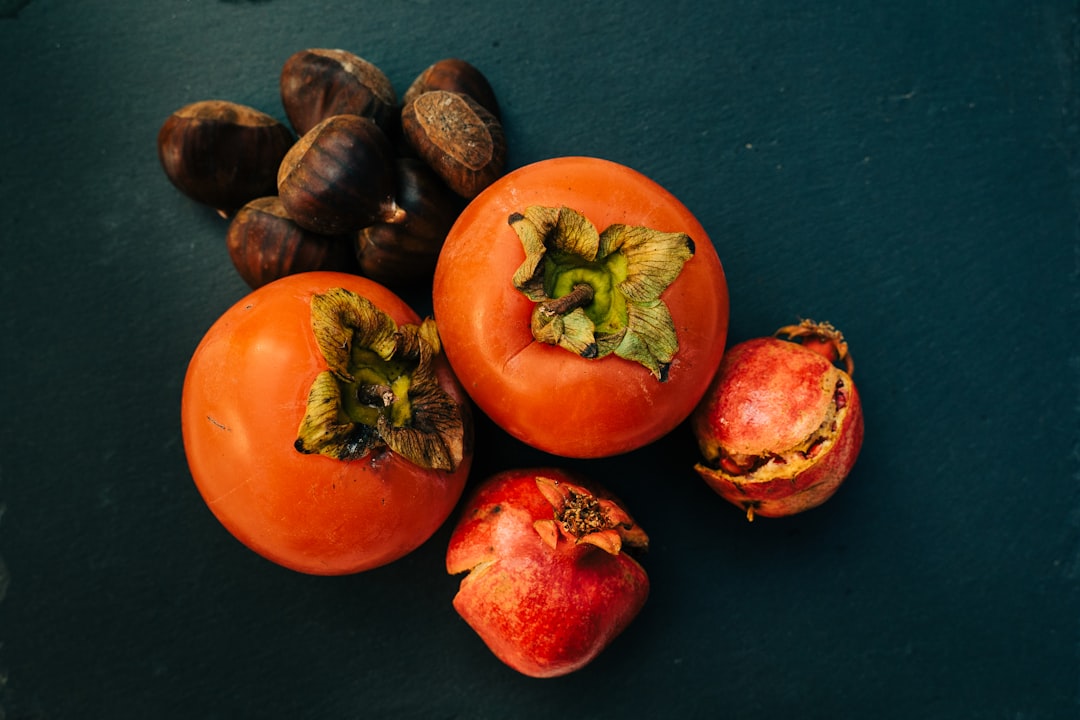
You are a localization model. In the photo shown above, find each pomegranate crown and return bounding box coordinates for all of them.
[775,319,854,375]
[532,476,649,555]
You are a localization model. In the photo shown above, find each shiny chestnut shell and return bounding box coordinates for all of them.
[277,114,398,236]
[279,48,398,136]
[401,91,506,199]
[356,158,464,287]
[403,58,500,119]
[157,100,294,215]
[226,196,359,289]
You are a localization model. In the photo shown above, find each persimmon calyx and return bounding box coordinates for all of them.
[294,287,466,472]
[509,205,694,380]
[532,476,649,555]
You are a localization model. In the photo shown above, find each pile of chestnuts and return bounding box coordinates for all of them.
[157,49,507,289]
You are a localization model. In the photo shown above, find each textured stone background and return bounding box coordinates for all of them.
[0,1,1076,717]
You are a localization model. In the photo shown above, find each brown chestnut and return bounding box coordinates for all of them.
[280,49,398,136]
[157,100,294,216]
[402,58,500,119]
[225,196,359,289]
[400,90,506,199]
[356,158,465,287]
[277,114,400,236]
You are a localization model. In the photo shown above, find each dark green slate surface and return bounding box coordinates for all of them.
[0,1,1076,717]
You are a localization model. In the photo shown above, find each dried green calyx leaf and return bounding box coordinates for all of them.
[509,205,694,380]
[294,287,465,471]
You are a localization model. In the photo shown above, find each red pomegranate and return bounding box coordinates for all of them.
[446,468,650,678]
[691,320,864,520]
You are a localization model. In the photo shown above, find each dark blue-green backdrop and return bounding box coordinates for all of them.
[1,1,1076,718]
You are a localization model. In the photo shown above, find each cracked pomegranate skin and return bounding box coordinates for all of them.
[691,335,864,519]
[446,469,649,678]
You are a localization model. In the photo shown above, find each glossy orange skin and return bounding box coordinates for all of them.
[181,271,472,575]
[432,156,729,458]
[446,468,649,678]
[692,337,864,518]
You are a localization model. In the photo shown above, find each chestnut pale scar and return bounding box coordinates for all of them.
[412,92,492,169]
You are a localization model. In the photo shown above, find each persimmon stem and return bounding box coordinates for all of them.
[538,283,594,317]
[357,383,395,408]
